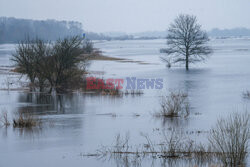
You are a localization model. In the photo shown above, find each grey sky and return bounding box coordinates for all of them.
[0,0,249,33]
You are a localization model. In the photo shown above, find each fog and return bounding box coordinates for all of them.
[1,0,250,33]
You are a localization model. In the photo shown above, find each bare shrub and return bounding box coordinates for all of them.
[95,133,133,163]
[82,39,94,54]
[209,112,250,166]
[113,133,130,153]
[0,110,10,126]
[155,91,190,118]
[86,112,250,166]
[90,131,219,167]
[13,112,41,128]
[141,133,155,153]
[161,130,185,158]
[243,91,250,99]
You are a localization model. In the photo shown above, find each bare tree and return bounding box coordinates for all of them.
[12,38,37,90]
[12,36,90,93]
[161,14,212,70]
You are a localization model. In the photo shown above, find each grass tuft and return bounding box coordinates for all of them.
[154,91,190,118]
[13,112,41,128]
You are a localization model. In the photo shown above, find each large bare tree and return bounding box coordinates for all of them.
[161,14,212,70]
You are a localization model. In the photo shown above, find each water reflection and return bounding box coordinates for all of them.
[1,126,9,138]
[17,92,87,115]
[13,126,43,139]
[157,117,189,128]
[1,39,250,167]
[93,154,223,167]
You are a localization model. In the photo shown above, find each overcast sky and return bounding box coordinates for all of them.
[0,0,250,33]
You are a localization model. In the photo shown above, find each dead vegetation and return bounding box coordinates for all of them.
[87,54,125,61]
[88,54,151,65]
[0,109,10,126]
[84,78,144,96]
[85,89,144,97]
[154,91,190,118]
[0,110,41,128]
[13,112,41,128]
[84,112,250,167]
[209,112,250,167]
[243,91,250,99]
[124,90,144,96]
[84,131,219,167]
[84,79,122,96]
[100,88,121,96]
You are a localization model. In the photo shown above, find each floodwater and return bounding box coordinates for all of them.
[1,38,250,167]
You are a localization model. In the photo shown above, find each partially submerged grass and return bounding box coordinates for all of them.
[124,90,144,96]
[154,91,190,118]
[84,78,144,96]
[101,88,121,96]
[13,112,41,128]
[84,112,250,167]
[86,131,219,167]
[0,110,42,128]
[84,77,122,96]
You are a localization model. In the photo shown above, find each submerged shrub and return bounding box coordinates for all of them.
[155,91,190,118]
[209,112,250,166]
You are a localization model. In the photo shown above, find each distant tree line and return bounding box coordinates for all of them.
[0,17,84,43]
[209,28,250,37]
[0,17,143,43]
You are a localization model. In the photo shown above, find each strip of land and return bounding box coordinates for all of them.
[88,54,155,65]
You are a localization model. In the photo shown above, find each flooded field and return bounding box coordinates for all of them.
[1,38,250,167]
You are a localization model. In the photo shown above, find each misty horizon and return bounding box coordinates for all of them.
[1,0,250,33]
[2,16,250,36]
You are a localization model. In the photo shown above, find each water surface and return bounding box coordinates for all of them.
[1,38,250,167]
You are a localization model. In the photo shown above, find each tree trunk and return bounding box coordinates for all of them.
[185,53,189,71]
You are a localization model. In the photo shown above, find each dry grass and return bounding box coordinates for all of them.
[87,54,150,65]
[87,54,125,61]
[85,111,250,167]
[124,90,144,96]
[86,131,219,165]
[1,110,41,128]
[154,91,190,118]
[84,77,122,96]
[13,112,41,128]
[101,88,121,96]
